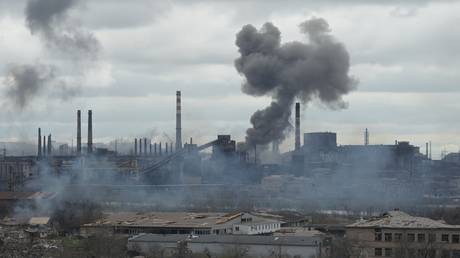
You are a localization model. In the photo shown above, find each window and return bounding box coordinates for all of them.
[375,248,383,256]
[453,250,460,258]
[453,234,460,244]
[241,217,252,223]
[375,229,382,241]
[235,226,239,231]
[384,248,392,257]
[394,233,402,241]
[407,233,415,242]
[442,234,450,242]
[385,233,392,242]
[441,250,451,258]
[418,233,426,242]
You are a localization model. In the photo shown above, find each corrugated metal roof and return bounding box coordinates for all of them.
[84,212,226,228]
[84,212,282,229]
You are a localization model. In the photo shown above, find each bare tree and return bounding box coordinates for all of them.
[221,243,250,258]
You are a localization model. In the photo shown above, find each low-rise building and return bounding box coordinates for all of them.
[127,233,324,258]
[346,210,460,258]
[81,212,282,237]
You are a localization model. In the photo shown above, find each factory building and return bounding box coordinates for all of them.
[211,135,236,160]
[304,132,337,153]
[127,233,325,258]
[294,130,422,175]
[0,158,36,191]
[81,212,282,236]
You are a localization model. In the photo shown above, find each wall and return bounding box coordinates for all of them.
[347,227,460,258]
[129,238,319,258]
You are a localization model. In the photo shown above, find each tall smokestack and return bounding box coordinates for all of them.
[429,141,432,160]
[159,142,162,155]
[47,134,52,155]
[43,136,46,156]
[134,138,138,156]
[139,138,142,155]
[38,128,42,157]
[365,128,369,146]
[77,110,81,154]
[176,91,182,151]
[426,142,429,158]
[87,110,93,154]
[144,138,147,156]
[295,102,300,151]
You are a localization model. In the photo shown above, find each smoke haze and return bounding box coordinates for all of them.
[3,63,79,110]
[26,0,100,59]
[235,18,357,146]
[2,0,101,111]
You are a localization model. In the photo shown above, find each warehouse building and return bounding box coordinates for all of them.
[127,233,325,258]
[81,212,282,236]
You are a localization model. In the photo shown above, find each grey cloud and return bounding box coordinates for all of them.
[80,0,170,29]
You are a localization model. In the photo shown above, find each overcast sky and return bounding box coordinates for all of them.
[0,0,459,158]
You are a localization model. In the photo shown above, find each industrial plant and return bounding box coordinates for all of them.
[1,89,460,257]
[0,0,458,257]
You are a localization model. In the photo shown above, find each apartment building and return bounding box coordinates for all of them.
[346,210,460,258]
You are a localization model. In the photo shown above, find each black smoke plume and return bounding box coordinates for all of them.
[2,0,101,110]
[26,0,100,59]
[3,64,78,110]
[235,18,357,146]
[4,64,53,110]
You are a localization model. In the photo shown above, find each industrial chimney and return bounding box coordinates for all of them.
[176,91,182,151]
[43,136,46,156]
[47,134,52,155]
[426,142,429,158]
[77,110,81,155]
[365,128,369,146]
[38,128,42,157]
[134,138,138,156]
[295,102,301,151]
[139,138,142,155]
[88,110,93,154]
